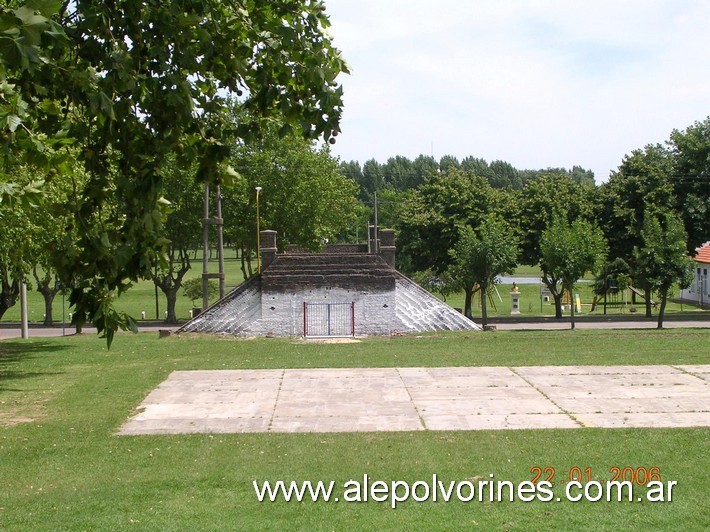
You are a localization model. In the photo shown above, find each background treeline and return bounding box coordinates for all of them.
[340,155,594,198]
[336,117,709,328]
[1,115,708,328]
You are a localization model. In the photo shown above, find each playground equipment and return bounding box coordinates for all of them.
[590,284,657,312]
[628,285,657,306]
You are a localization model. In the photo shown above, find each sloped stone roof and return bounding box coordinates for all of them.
[177,276,262,335]
[393,273,479,332]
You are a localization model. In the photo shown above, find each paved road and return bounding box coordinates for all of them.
[489,320,709,330]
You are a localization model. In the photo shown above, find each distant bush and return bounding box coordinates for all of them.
[182,278,218,306]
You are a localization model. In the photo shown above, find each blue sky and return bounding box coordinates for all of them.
[324,0,710,182]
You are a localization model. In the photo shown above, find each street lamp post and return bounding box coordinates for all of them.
[255,186,262,274]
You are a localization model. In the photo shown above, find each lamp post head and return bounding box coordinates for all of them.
[255,186,262,193]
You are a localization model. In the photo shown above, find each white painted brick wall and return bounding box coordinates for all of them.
[250,287,398,336]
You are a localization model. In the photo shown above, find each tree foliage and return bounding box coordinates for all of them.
[151,156,204,323]
[223,123,358,278]
[449,217,519,324]
[597,144,675,262]
[182,277,217,307]
[515,173,595,317]
[633,211,694,328]
[540,218,607,329]
[1,0,349,345]
[398,169,505,276]
[0,188,31,319]
[668,117,710,251]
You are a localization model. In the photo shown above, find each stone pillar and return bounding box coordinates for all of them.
[379,228,396,268]
[368,224,378,254]
[510,289,521,316]
[260,230,277,271]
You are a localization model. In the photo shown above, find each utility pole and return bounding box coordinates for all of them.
[255,186,262,273]
[154,261,159,319]
[20,279,28,339]
[373,190,379,253]
[202,183,226,310]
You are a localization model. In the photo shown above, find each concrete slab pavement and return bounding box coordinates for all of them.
[118,364,710,435]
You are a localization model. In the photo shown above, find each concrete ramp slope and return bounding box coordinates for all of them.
[394,273,481,332]
[177,276,262,335]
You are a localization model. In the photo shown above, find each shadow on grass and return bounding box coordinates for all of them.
[0,340,68,391]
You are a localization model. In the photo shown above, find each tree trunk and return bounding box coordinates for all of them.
[153,246,191,324]
[43,292,55,326]
[165,288,179,324]
[568,286,576,330]
[480,283,488,327]
[33,267,60,326]
[463,285,474,319]
[551,292,563,318]
[0,276,20,320]
[644,286,653,318]
[542,273,563,318]
[657,287,668,329]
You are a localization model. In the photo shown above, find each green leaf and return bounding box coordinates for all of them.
[14,6,49,46]
[6,114,21,132]
[26,0,65,18]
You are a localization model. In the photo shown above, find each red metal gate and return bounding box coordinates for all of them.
[303,302,355,337]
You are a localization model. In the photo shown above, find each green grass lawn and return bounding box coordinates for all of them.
[1,330,709,530]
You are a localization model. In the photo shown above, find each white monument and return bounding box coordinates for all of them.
[510,282,521,316]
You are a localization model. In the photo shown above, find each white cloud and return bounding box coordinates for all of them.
[325,0,710,182]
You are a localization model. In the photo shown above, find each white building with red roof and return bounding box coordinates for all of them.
[680,241,710,307]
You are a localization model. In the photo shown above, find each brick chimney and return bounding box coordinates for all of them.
[379,228,396,268]
[260,230,277,271]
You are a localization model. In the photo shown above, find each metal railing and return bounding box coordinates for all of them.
[303,302,355,337]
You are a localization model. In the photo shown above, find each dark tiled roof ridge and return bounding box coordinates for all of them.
[262,253,396,291]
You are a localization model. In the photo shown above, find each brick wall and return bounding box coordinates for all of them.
[250,287,398,336]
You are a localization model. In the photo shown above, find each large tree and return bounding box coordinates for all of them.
[0,162,61,320]
[150,157,204,324]
[1,0,349,345]
[27,165,87,325]
[668,117,710,251]
[361,159,385,194]
[382,156,415,190]
[598,145,675,259]
[0,201,30,319]
[223,124,358,278]
[597,144,676,316]
[398,168,505,276]
[633,211,694,329]
[449,217,519,324]
[540,218,607,329]
[517,173,596,318]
